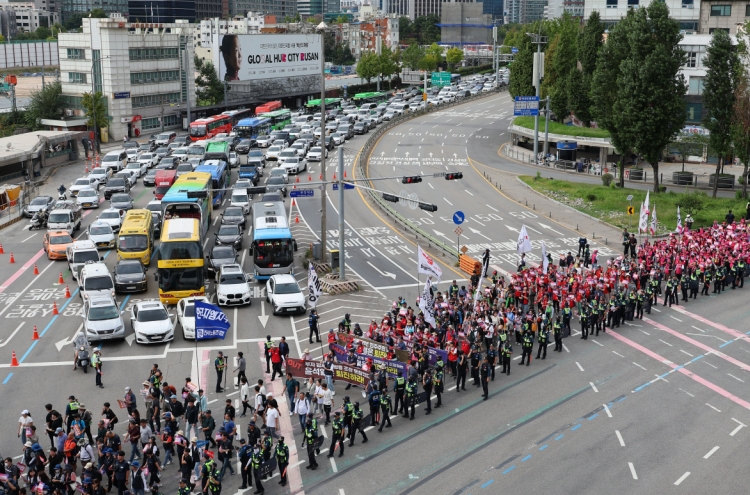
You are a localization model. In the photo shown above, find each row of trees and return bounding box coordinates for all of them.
[398,15,441,46]
[356,43,464,85]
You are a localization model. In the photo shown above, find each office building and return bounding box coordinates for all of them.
[55,17,196,139]
[699,0,746,34]
[544,0,583,18]
[60,0,128,23]
[298,0,323,15]
[228,0,297,18]
[0,3,59,32]
[482,0,503,19]
[440,2,493,44]
[583,0,699,31]
[505,0,546,23]
[127,0,196,23]
[7,0,58,15]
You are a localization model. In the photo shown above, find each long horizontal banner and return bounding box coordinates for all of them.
[330,344,408,380]
[336,332,448,367]
[285,357,370,387]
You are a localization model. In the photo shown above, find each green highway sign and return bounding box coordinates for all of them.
[431,72,451,87]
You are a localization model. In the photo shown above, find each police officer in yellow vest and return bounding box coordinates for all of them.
[275,437,289,487]
[263,336,273,374]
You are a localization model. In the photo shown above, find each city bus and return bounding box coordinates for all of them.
[304,98,343,114]
[156,218,205,304]
[259,109,292,131]
[255,101,282,114]
[195,160,229,207]
[117,209,155,266]
[235,117,272,139]
[221,108,254,127]
[204,141,230,162]
[189,114,232,141]
[160,172,212,237]
[352,92,388,106]
[249,200,296,279]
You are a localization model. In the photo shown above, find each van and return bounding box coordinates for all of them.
[154,132,177,146]
[47,201,83,234]
[390,103,410,115]
[230,188,251,214]
[357,108,376,121]
[67,240,101,281]
[79,262,115,300]
[117,209,155,266]
[101,151,128,172]
[154,170,177,199]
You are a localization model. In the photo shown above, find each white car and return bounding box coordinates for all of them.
[290,142,307,156]
[278,150,297,163]
[266,274,306,315]
[83,295,126,343]
[125,148,139,162]
[215,264,252,306]
[228,152,239,168]
[125,161,148,178]
[88,167,112,186]
[88,221,115,249]
[266,146,283,161]
[331,133,345,146]
[96,208,125,233]
[306,147,327,162]
[137,153,159,169]
[171,147,189,162]
[130,301,175,344]
[115,170,137,187]
[234,179,255,190]
[76,188,100,209]
[176,295,210,340]
[279,156,307,174]
[256,135,273,147]
[383,111,396,121]
[70,177,100,196]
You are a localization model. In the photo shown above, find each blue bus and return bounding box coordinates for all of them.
[195,160,229,207]
[249,200,296,279]
[235,117,272,139]
[160,172,213,238]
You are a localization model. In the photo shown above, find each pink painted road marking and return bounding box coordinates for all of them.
[608,329,750,411]
[669,306,750,343]
[644,317,750,372]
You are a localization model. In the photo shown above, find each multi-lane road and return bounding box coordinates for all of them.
[1,91,749,495]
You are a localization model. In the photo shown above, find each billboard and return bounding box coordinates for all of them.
[215,33,322,82]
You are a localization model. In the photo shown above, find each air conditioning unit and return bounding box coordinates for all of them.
[682,3,694,7]
[65,109,74,116]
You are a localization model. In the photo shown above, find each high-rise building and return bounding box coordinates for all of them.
[228,0,298,18]
[441,2,493,43]
[0,3,60,32]
[127,0,196,22]
[298,0,323,16]
[60,0,128,23]
[7,0,58,15]
[195,0,226,20]
[544,0,582,18]
[482,0,503,19]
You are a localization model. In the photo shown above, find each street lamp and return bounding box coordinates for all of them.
[317,21,329,263]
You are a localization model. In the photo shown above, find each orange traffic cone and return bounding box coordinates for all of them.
[31,326,39,340]
[10,351,18,366]
[291,199,296,207]
[33,264,39,275]
[344,171,347,178]
[52,302,59,315]
[9,253,14,263]
[64,286,71,298]
[295,215,300,224]
[319,173,322,180]
[59,272,64,284]
[295,176,300,183]
[308,175,312,181]
[333,173,337,180]
[0,243,5,254]
[85,163,89,174]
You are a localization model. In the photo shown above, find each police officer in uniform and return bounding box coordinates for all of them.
[308,310,320,344]
[263,336,273,374]
[635,290,645,319]
[737,258,746,288]
[536,325,548,359]
[553,318,563,352]
[501,341,513,374]
[238,439,251,490]
[519,331,533,366]
[178,478,191,495]
[275,437,289,487]
[702,269,712,296]
[456,351,468,392]
[250,446,263,494]
[480,356,490,400]
[486,344,497,381]
[470,346,481,387]
[200,452,216,493]
[393,372,406,416]
[304,420,318,471]
[342,396,354,436]
[378,391,392,431]
[405,377,417,419]
[348,403,368,445]
[367,383,380,426]
[328,412,345,456]
[580,305,589,340]
[689,271,699,299]
[206,459,222,495]
[422,369,433,415]
[113,451,129,495]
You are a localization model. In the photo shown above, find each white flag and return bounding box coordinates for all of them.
[649,204,657,235]
[419,278,436,327]
[542,240,549,274]
[517,224,532,255]
[638,201,648,234]
[644,190,650,215]
[307,264,322,308]
[417,245,442,282]
[676,205,682,234]
[474,249,490,302]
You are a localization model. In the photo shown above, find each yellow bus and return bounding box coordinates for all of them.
[156,218,204,304]
[117,209,155,266]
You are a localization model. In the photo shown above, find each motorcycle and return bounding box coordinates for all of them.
[77,347,90,373]
[29,211,47,230]
[58,192,67,201]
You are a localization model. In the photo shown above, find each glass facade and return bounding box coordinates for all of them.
[132,92,181,108]
[60,0,128,24]
[127,0,196,23]
[68,72,87,84]
[130,70,180,84]
[129,47,179,60]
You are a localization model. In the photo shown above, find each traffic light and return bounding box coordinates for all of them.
[418,202,438,212]
[382,193,399,203]
[402,176,423,184]
[444,172,463,180]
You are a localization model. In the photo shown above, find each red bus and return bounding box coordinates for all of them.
[189,114,232,141]
[255,100,282,114]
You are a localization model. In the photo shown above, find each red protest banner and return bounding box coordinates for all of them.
[286,358,369,387]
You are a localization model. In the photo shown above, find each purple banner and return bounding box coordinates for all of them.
[331,344,409,380]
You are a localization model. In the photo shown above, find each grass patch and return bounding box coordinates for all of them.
[520,175,745,233]
[513,117,611,139]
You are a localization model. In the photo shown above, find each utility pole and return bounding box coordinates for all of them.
[184,36,192,130]
[543,95,550,158]
[337,146,345,280]
[492,24,497,75]
[317,22,328,262]
[376,23,382,92]
[528,32,547,164]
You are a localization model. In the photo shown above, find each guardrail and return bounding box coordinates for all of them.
[357,86,509,260]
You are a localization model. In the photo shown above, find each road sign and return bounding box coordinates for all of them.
[453,211,465,225]
[431,71,451,88]
[514,96,540,116]
[454,226,463,236]
[290,189,314,198]
[512,47,519,54]
[332,183,355,190]
[627,206,635,215]
[460,246,468,254]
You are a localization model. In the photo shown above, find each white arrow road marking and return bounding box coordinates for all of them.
[366,262,396,279]
[468,227,491,240]
[537,222,564,236]
[525,225,543,235]
[258,301,269,328]
[505,225,519,233]
[56,323,84,351]
[433,230,451,240]
[125,333,136,346]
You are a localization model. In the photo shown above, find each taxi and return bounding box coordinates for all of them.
[43,230,74,260]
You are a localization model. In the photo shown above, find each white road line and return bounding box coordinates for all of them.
[612,351,624,357]
[691,326,706,333]
[615,430,625,447]
[653,308,661,312]
[592,340,603,347]
[464,190,474,196]
[704,446,720,459]
[730,418,747,436]
[213,216,220,225]
[680,388,695,397]
[655,374,668,383]
[589,382,599,393]
[674,472,691,486]
[728,373,745,383]
[680,350,694,357]
[639,330,650,335]
[669,315,683,322]
[429,183,434,189]
[706,403,722,413]
[603,404,612,418]
[703,361,718,369]
[562,344,570,353]
[330,457,338,473]
[632,362,647,371]
[21,233,36,242]
[575,362,584,372]
[628,462,638,480]
[339,489,345,495]
[444,198,453,205]
[487,204,498,211]
[659,339,673,347]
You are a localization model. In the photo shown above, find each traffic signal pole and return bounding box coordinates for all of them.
[337,146,345,280]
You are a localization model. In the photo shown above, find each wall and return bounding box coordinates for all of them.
[0,41,59,69]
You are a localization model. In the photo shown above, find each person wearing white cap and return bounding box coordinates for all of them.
[18,409,33,445]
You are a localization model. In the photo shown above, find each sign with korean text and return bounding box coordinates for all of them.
[285,357,369,387]
[514,96,540,116]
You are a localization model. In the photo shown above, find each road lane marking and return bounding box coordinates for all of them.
[674,472,690,486]
[632,362,646,371]
[603,404,612,418]
[669,315,682,322]
[575,362,584,371]
[704,446,719,459]
[21,233,36,242]
[728,373,744,382]
[680,350,694,357]
[730,418,746,436]
[591,340,603,347]
[589,382,598,393]
[615,430,625,447]
[659,339,673,346]
[612,351,624,357]
[706,403,721,413]
[628,462,638,480]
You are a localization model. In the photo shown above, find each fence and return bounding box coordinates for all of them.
[504,144,604,176]
[0,180,39,228]
[357,86,509,260]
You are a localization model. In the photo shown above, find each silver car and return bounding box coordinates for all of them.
[88,221,115,249]
[83,295,125,342]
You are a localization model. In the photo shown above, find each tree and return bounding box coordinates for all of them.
[425,43,443,64]
[616,0,687,193]
[542,14,578,122]
[509,41,534,99]
[195,62,226,106]
[356,51,379,84]
[193,54,204,70]
[90,8,107,17]
[446,47,463,70]
[418,53,439,72]
[24,80,62,130]
[81,91,107,143]
[591,9,637,187]
[402,44,424,70]
[334,15,348,24]
[578,11,604,77]
[567,69,592,126]
[415,15,441,44]
[378,49,399,87]
[703,28,740,198]
[732,75,750,198]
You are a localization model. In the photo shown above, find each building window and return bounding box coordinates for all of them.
[59,94,83,110]
[128,48,179,60]
[628,0,638,5]
[710,4,731,15]
[746,3,750,15]
[606,0,617,7]
[66,48,84,59]
[686,102,702,123]
[681,44,706,68]
[132,92,181,108]
[688,77,705,95]
[130,70,180,84]
[68,72,87,84]
[685,51,696,67]
[709,27,731,33]
[142,114,180,130]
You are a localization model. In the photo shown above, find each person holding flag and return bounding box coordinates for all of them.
[676,205,683,234]
[649,204,658,236]
[474,249,490,303]
[194,301,231,393]
[517,225,532,271]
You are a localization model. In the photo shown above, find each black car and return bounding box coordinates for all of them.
[151,211,162,237]
[353,122,368,135]
[206,245,238,275]
[142,169,158,187]
[113,259,148,293]
[104,177,130,199]
[156,157,178,170]
[246,149,265,167]
[221,136,243,150]
[154,147,170,160]
[215,224,243,250]
[174,135,191,146]
[265,177,287,197]
[221,206,246,228]
[139,142,156,153]
[235,139,254,154]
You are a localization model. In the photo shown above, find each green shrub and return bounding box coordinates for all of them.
[586,193,597,201]
[534,171,542,181]
[602,173,614,186]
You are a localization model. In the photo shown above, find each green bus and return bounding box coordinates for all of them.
[304,97,343,114]
[259,109,292,131]
[204,141,230,162]
[352,92,388,106]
